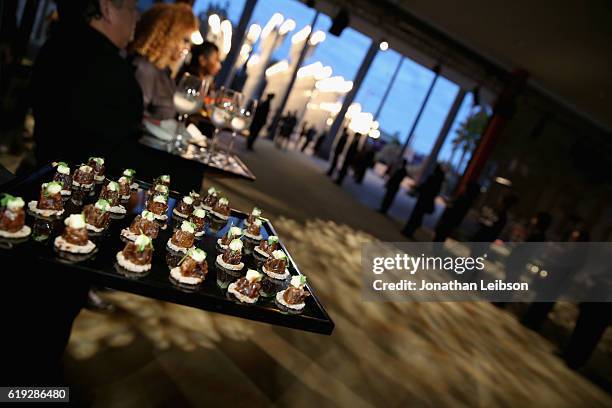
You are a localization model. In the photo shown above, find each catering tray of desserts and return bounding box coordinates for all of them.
[0,161,334,335]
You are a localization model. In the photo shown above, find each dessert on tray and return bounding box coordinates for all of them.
[83,198,111,232]
[262,249,290,280]
[72,164,95,189]
[275,275,309,312]
[215,238,244,271]
[189,191,202,208]
[244,218,263,241]
[254,235,279,259]
[211,196,230,221]
[173,195,194,218]
[87,157,106,182]
[122,168,138,189]
[116,233,153,273]
[227,269,263,304]
[169,247,208,285]
[117,176,132,201]
[146,194,168,221]
[121,209,159,241]
[244,207,262,226]
[167,220,196,253]
[0,194,31,239]
[28,181,65,217]
[189,208,206,237]
[217,226,242,251]
[54,213,96,254]
[155,174,171,187]
[201,186,219,211]
[99,180,126,214]
[52,162,72,196]
[148,183,169,198]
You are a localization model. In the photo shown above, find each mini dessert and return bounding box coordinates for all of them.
[244,207,262,226]
[54,213,96,253]
[201,187,219,211]
[117,176,131,201]
[28,181,65,217]
[227,269,263,304]
[215,238,245,271]
[169,247,208,285]
[173,196,194,218]
[189,191,202,208]
[121,210,159,241]
[116,234,153,273]
[0,194,31,239]
[99,180,126,214]
[148,183,169,199]
[155,174,171,186]
[146,194,168,221]
[189,208,206,237]
[244,218,263,241]
[88,157,106,182]
[275,275,309,311]
[211,196,230,221]
[262,249,290,280]
[53,162,72,196]
[254,235,279,259]
[167,220,196,253]
[72,164,94,189]
[83,199,111,232]
[122,168,138,190]
[217,226,242,250]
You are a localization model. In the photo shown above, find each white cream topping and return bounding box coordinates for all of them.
[192,208,206,218]
[153,195,166,204]
[181,221,195,233]
[229,239,243,251]
[190,191,200,199]
[155,184,168,193]
[228,226,242,237]
[272,250,287,260]
[290,275,305,288]
[7,197,25,211]
[188,248,206,263]
[90,157,104,165]
[141,210,156,222]
[65,213,86,229]
[246,269,262,282]
[253,218,262,227]
[79,165,93,173]
[45,182,62,195]
[57,164,70,175]
[123,169,135,177]
[135,234,152,248]
[218,197,229,206]
[252,207,261,217]
[182,196,194,205]
[107,181,119,192]
[118,176,128,184]
[160,175,170,183]
[268,235,279,244]
[95,199,110,211]
[207,187,217,195]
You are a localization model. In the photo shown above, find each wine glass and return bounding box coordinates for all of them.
[172,73,208,152]
[228,96,257,157]
[206,87,240,161]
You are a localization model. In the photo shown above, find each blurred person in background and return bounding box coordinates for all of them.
[378,159,408,215]
[401,164,445,238]
[247,93,274,151]
[179,40,221,82]
[129,3,198,121]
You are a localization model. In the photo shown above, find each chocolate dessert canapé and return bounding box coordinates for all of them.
[83,199,111,229]
[0,195,26,232]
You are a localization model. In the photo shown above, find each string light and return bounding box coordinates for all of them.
[279,19,297,35]
[246,24,262,43]
[261,13,284,39]
[208,14,221,35]
[265,60,289,77]
[291,25,312,44]
[379,41,389,51]
[191,30,204,45]
[309,30,326,46]
[220,20,232,55]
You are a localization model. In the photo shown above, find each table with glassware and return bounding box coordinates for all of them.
[140,74,257,181]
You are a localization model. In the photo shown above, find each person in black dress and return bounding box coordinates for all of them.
[335,133,362,185]
[378,159,407,214]
[247,93,274,150]
[401,164,445,238]
[433,181,481,241]
[327,128,349,177]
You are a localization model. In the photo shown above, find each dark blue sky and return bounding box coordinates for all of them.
[191,0,475,164]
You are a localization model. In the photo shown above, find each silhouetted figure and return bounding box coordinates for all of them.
[353,144,375,183]
[327,128,349,176]
[433,181,481,241]
[524,212,552,242]
[468,192,518,259]
[562,302,612,369]
[378,159,408,214]
[401,165,445,238]
[247,93,274,150]
[335,133,362,185]
[313,131,326,155]
[301,126,317,152]
[276,111,297,149]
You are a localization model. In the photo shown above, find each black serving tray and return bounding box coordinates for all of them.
[0,164,334,335]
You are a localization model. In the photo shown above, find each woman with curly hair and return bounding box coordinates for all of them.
[129,3,198,120]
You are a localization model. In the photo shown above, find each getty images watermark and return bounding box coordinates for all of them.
[362,242,612,302]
